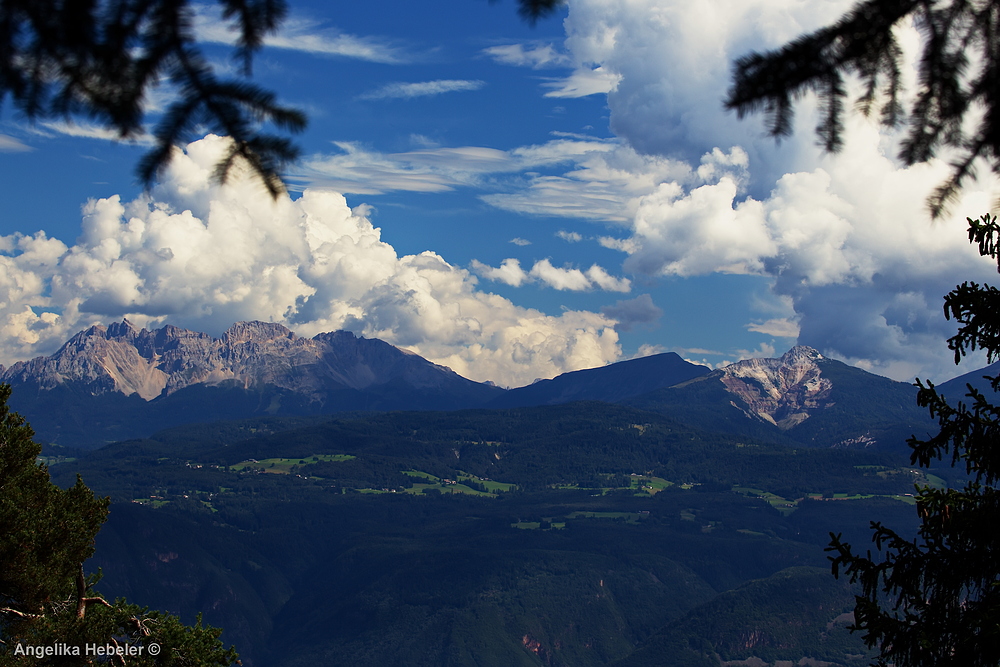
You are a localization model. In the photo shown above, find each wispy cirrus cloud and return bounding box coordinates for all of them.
[35,121,156,146]
[295,142,505,194]
[482,142,695,222]
[294,136,619,195]
[359,79,485,100]
[263,18,406,62]
[195,9,407,64]
[0,135,32,152]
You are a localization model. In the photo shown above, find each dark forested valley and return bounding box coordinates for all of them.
[41,400,940,666]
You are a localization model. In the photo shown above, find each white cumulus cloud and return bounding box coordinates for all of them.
[584,265,631,292]
[561,0,855,177]
[529,259,593,291]
[556,230,582,242]
[469,258,530,287]
[472,257,630,293]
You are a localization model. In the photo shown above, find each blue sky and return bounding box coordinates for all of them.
[1,0,998,388]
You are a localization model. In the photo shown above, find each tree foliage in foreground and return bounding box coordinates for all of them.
[510,0,564,24]
[726,0,1000,216]
[0,383,237,666]
[0,0,306,196]
[828,214,1000,667]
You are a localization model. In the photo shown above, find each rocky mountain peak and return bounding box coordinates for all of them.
[222,321,296,345]
[720,346,833,429]
[780,345,824,364]
[106,318,140,340]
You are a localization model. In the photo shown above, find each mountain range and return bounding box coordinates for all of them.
[0,319,961,450]
[20,319,972,667]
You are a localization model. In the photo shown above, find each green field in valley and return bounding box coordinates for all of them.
[231,454,356,474]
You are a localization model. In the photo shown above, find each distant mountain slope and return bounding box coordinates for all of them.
[936,360,1000,402]
[628,347,934,451]
[1,320,503,447]
[488,352,710,408]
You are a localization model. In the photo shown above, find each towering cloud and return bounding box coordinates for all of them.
[0,136,620,388]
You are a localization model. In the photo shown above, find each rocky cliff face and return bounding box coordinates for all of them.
[719,346,834,429]
[0,320,492,402]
